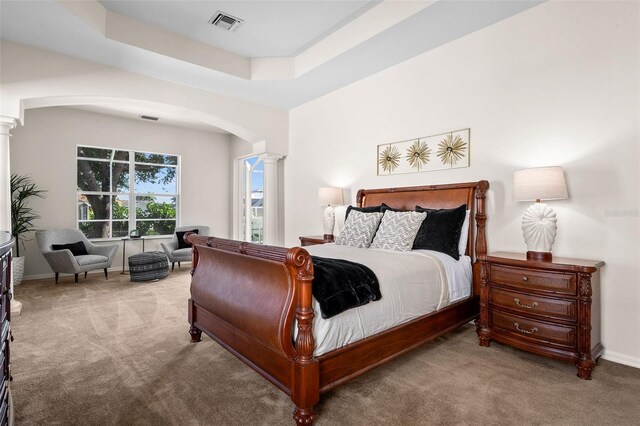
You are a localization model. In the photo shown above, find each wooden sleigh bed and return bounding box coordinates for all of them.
[186,180,489,425]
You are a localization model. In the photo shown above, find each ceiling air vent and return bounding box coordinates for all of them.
[140,115,159,121]
[209,11,244,32]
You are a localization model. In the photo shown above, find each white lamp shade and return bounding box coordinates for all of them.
[513,167,568,202]
[318,187,344,206]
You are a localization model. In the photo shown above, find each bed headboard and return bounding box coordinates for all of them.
[356,180,489,261]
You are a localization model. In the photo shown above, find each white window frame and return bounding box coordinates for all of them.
[76,145,180,240]
[237,155,264,243]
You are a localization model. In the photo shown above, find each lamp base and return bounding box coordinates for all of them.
[322,206,336,237]
[527,251,552,262]
[521,202,558,253]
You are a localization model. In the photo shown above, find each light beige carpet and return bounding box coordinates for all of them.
[11,270,640,425]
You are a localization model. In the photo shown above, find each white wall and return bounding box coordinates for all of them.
[286,1,640,365]
[0,40,289,155]
[10,107,231,278]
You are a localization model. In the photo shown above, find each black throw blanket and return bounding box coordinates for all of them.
[311,256,381,319]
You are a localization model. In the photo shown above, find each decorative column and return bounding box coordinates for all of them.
[576,272,595,379]
[476,260,491,346]
[244,160,253,242]
[0,117,21,315]
[259,153,283,246]
[0,117,16,232]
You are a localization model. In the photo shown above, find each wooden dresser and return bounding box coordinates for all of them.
[476,252,604,379]
[0,232,13,424]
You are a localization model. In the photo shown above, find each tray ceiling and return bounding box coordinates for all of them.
[1,0,544,110]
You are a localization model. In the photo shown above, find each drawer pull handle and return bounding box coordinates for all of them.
[513,298,538,309]
[521,276,528,282]
[514,323,538,335]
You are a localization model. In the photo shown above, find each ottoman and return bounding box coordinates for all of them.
[128,251,169,282]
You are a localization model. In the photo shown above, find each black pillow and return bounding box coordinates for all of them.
[345,203,396,220]
[412,204,467,260]
[52,241,88,257]
[176,229,199,249]
[380,204,400,213]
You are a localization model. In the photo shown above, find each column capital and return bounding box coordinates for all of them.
[258,152,284,163]
[0,116,17,136]
[258,152,282,245]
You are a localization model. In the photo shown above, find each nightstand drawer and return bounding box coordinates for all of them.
[490,288,577,322]
[490,264,576,295]
[491,310,576,349]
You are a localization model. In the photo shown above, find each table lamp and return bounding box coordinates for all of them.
[513,166,568,261]
[318,187,344,240]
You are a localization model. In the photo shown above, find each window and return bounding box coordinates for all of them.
[77,146,179,238]
[240,156,264,243]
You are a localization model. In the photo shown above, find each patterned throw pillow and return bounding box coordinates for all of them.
[344,204,383,220]
[370,211,427,251]
[344,203,396,220]
[335,210,383,248]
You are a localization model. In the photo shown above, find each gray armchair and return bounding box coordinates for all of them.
[36,229,118,284]
[161,225,210,271]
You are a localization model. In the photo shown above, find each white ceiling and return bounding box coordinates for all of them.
[0,0,544,131]
[99,0,380,58]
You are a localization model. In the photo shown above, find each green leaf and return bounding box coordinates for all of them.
[11,174,46,257]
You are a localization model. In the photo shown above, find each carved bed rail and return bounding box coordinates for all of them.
[185,234,318,416]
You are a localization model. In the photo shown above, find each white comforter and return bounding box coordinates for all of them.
[305,244,472,356]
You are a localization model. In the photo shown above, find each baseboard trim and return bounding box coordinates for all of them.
[21,266,123,282]
[602,350,640,369]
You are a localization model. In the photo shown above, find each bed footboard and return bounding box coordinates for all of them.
[186,235,319,425]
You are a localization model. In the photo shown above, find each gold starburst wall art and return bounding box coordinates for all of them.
[437,134,467,167]
[378,145,401,173]
[406,140,431,171]
[376,129,469,175]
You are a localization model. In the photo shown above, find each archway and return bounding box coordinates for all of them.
[1,95,282,247]
[20,96,265,145]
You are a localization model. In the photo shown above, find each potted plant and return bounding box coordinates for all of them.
[10,174,46,286]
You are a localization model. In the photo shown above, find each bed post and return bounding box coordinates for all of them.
[190,240,200,276]
[287,248,319,425]
[186,233,202,343]
[474,180,490,346]
[474,180,489,263]
[356,189,365,208]
[472,181,489,294]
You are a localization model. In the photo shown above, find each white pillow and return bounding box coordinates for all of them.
[334,210,383,248]
[458,209,471,256]
[370,210,427,251]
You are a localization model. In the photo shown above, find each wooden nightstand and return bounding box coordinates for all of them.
[476,252,604,380]
[299,235,334,247]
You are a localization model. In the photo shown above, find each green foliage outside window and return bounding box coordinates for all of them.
[77,146,178,239]
[135,199,176,236]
